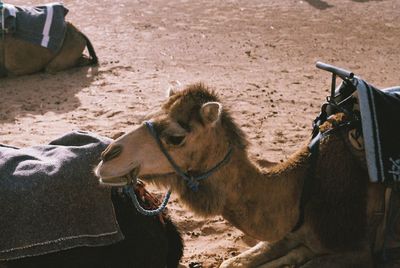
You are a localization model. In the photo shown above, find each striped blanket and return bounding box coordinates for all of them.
[357,83,400,185]
[0,2,68,52]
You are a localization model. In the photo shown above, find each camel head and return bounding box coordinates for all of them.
[95,84,247,199]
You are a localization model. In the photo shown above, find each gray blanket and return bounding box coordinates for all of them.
[0,131,123,261]
[1,2,68,52]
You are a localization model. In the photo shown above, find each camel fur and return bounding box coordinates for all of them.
[0,22,97,77]
[95,83,392,267]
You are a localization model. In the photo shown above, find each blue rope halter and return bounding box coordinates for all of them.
[123,185,172,216]
[123,120,233,217]
[144,121,233,192]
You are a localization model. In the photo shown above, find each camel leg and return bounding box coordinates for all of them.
[45,23,86,73]
[219,238,300,268]
[256,245,314,268]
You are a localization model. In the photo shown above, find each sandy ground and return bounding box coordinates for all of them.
[1,0,400,267]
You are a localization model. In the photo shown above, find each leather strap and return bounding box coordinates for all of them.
[0,36,6,77]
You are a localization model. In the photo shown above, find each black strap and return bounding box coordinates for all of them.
[0,44,6,77]
[376,247,400,263]
[0,26,6,77]
[380,189,400,262]
[290,106,326,233]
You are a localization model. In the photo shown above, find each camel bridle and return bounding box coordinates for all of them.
[144,121,234,192]
[122,120,234,217]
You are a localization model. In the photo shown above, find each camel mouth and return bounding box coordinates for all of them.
[99,167,140,187]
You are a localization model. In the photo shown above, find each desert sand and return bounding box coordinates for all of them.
[1,0,400,267]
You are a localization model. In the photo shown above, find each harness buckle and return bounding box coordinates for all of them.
[187,176,199,192]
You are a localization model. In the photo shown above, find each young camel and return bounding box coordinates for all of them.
[95,83,388,267]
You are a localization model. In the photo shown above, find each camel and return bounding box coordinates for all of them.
[0,183,183,268]
[0,22,97,77]
[95,83,395,267]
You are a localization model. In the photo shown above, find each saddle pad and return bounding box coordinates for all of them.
[0,2,68,52]
[0,131,123,261]
[357,81,400,184]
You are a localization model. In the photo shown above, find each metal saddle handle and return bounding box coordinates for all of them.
[316,61,359,107]
[316,61,354,80]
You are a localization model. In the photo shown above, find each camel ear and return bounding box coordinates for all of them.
[200,102,222,125]
[166,80,182,97]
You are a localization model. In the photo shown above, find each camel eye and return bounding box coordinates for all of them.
[165,135,185,146]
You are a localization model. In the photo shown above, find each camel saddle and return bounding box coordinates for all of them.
[354,83,400,264]
[315,62,400,264]
[357,83,400,185]
[0,2,68,52]
[316,62,400,186]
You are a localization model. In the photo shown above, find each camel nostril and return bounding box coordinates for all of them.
[101,144,123,162]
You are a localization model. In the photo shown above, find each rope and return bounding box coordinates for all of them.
[123,184,171,216]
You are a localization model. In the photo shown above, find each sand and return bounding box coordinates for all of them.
[1,0,400,267]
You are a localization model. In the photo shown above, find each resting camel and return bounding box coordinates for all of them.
[95,83,394,267]
[0,183,183,268]
[0,22,97,77]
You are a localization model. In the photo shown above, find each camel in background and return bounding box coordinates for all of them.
[96,83,390,267]
[0,22,97,77]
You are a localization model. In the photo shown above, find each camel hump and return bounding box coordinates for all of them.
[62,22,98,66]
[316,62,400,186]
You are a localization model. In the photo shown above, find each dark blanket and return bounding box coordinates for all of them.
[0,131,123,261]
[1,2,68,52]
[357,82,400,184]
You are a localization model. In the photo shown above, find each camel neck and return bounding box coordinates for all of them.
[221,147,309,241]
[174,144,310,241]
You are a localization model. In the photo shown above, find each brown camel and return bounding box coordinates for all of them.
[95,83,391,267]
[0,22,97,77]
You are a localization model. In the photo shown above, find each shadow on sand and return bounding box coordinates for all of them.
[304,0,383,9]
[351,0,383,2]
[0,66,98,123]
[304,0,334,10]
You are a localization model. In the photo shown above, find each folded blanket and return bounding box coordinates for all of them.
[0,131,123,261]
[357,82,400,184]
[0,2,68,52]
